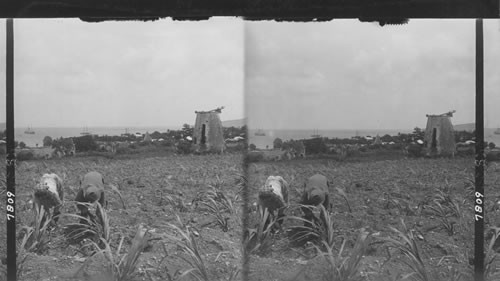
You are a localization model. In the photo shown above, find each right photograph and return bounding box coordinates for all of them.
[243,19,500,281]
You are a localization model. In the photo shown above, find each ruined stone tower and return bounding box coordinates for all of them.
[424,110,456,157]
[193,107,225,153]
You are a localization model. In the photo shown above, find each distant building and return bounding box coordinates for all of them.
[143,132,152,143]
[424,110,456,157]
[193,107,225,153]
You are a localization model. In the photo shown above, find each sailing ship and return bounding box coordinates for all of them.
[24,126,35,134]
[80,126,92,136]
[254,129,266,136]
[311,129,322,138]
[121,128,130,137]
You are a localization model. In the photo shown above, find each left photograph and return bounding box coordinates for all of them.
[0,18,246,281]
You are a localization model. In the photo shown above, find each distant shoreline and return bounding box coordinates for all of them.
[13,126,182,130]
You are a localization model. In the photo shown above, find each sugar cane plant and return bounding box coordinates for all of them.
[243,207,277,256]
[62,201,110,249]
[288,204,337,250]
[381,219,436,281]
[312,229,372,281]
[74,224,150,281]
[164,215,210,281]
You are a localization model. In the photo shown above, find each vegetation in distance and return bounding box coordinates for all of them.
[5,124,247,160]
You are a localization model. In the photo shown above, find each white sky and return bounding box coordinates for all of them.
[0,17,244,128]
[1,19,499,130]
[245,19,500,130]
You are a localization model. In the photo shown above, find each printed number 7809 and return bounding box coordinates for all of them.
[6,191,14,221]
[475,191,483,221]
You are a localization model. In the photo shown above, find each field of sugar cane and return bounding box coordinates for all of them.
[245,156,500,281]
[1,153,244,281]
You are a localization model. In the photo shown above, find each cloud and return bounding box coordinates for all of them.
[245,19,492,130]
[0,18,244,127]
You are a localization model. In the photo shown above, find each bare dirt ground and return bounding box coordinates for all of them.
[0,153,244,281]
[245,155,500,281]
[1,153,500,281]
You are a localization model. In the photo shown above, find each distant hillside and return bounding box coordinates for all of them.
[0,123,5,131]
[454,123,475,132]
[222,118,246,128]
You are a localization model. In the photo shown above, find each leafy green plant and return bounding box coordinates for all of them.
[243,207,277,256]
[200,197,230,232]
[385,197,414,216]
[428,201,456,236]
[164,194,189,212]
[428,189,463,236]
[447,199,462,221]
[75,224,149,281]
[226,267,240,281]
[16,223,36,279]
[233,174,246,203]
[382,219,433,281]
[383,193,415,216]
[193,180,235,215]
[485,227,500,280]
[165,215,210,281]
[144,243,185,281]
[463,177,475,199]
[15,205,58,278]
[433,188,453,206]
[312,229,372,281]
[442,266,466,281]
[20,206,52,254]
[192,179,236,232]
[210,173,225,189]
[288,204,337,249]
[384,193,401,210]
[335,187,352,213]
[208,186,235,215]
[62,201,110,247]
[108,183,126,209]
[438,217,456,237]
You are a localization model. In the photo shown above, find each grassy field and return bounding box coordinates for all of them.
[2,152,500,281]
[1,153,244,281]
[245,155,500,281]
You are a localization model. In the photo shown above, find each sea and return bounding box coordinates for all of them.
[15,126,180,148]
[14,126,500,150]
[248,129,411,149]
[485,128,500,147]
[248,128,500,149]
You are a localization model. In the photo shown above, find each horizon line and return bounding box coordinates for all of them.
[249,127,418,131]
[13,125,184,129]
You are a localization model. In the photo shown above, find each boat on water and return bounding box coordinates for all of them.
[311,129,322,138]
[495,128,500,135]
[121,128,131,137]
[254,129,266,136]
[24,126,35,134]
[80,127,92,136]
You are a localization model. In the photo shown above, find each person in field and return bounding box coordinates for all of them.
[257,175,289,230]
[75,171,106,225]
[300,174,331,228]
[32,173,64,225]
